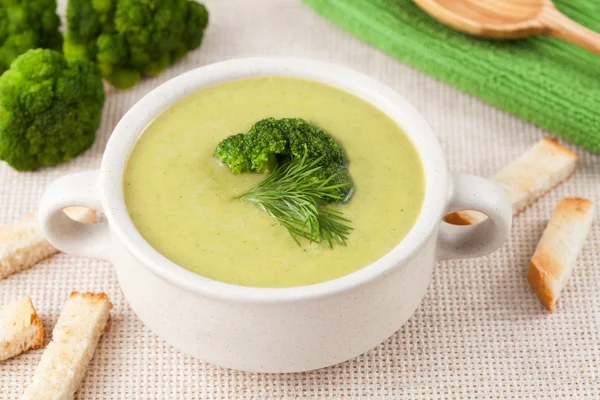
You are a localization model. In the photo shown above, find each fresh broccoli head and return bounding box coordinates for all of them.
[215,118,353,202]
[0,0,63,74]
[0,49,105,171]
[64,0,209,89]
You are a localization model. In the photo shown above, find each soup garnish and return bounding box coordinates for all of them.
[236,151,352,246]
[215,117,354,246]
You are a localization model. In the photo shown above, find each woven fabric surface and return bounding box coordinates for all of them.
[302,0,600,155]
[1,0,599,398]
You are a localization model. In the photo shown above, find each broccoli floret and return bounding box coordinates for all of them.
[0,0,63,74]
[0,49,105,171]
[278,118,347,168]
[215,118,286,174]
[244,118,288,172]
[64,0,209,89]
[215,118,353,202]
[214,133,252,174]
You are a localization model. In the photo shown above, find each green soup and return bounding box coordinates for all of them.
[124,77,425,288]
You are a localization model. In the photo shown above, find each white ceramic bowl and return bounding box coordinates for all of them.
[39,58,512,373]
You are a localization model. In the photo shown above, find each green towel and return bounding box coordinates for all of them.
[301,0,600,154]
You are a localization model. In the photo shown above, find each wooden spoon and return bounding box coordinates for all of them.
[414,0,600,55]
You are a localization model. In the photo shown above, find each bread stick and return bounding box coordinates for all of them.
[528,198,594,311]
[445,138,577,225]
[0,207,97,279]
[20,292,112,400]
[0,297,44,362]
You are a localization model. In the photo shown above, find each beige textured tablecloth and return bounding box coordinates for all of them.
[1,1,599,398]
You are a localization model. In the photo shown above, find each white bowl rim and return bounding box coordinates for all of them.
[101,57,449,303]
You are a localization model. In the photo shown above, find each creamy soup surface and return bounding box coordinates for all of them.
[124,77,425,288]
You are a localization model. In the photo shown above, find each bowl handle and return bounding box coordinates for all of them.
[437,174,512,261]
[38,170,110,261]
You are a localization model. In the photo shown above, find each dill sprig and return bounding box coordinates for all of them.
[236,153,352,246]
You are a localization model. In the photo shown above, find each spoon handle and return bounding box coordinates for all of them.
[540,7,600,56]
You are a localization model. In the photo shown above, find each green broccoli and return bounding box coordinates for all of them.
[64,0,209,89]
[279,118,347,168]
[241,118,287,172]
[0,0,63,74]
[215,118,353,202]
[0,49,105,171]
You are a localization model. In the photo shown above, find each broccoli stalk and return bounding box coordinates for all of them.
[215,118,354,203]
[0,49,105,171]
[64,0,209,89]
[0,0,63,74]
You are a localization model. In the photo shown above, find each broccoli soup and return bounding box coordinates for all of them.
[123,77,425,288]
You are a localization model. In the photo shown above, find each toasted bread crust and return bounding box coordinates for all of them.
[527,258,557,311]
[20,292,112,400]
[69,291,112,306]
[0,211,57,279]
[527,198,593,311]
[444,210,485,225]
[541,137,578,159]
[0,208,97,280]
[63,207,97,224]
[496,138,578,215]
[443,212,474,226]
[445,137,578,225]
[28,299,44,351]
[0,297,44,362]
